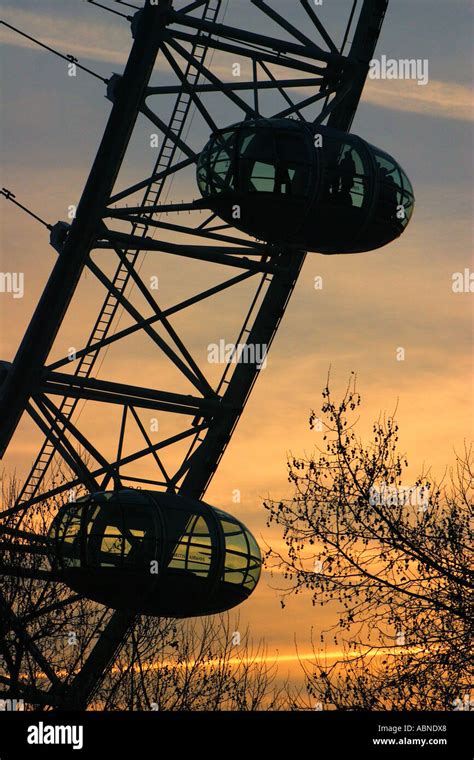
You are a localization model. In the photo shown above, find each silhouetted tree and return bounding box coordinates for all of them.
[98,614,286,711]
[0,472,102,708]
[0,472,285,710]
[265,375,473,710]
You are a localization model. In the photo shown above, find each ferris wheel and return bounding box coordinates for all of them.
[0,0,413,709]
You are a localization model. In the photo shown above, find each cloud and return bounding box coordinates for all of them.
[209,55,474,123]
[362,77,474,122]
[1,7,129,67]
[2,8,472,122]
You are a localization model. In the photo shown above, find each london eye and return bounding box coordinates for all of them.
[0,0,413,709]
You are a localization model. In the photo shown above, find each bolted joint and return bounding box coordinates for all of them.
[131,9,144,39]
[50,221,71,254]
[324,60,352,90]
[106,73,123,104]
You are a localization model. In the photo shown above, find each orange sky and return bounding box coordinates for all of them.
[1,0,473,685]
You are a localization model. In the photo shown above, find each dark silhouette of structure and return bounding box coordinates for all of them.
[197,119,414,253]
[0,0,401,709]
[50,490,261,617]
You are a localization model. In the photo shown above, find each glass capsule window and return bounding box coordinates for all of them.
[167,511,213,578]
[373,148,415,228]
[239,128,275,193]
[50,501,83,568]
[321,138,369,209]
[397,166,415,227]
[244,532,261,590]
[85,499,156,569]
[51,495,157,570]
[197,129,237,196]
[215,509,261,590]
[197,123,312,199]
[238,127,311,196]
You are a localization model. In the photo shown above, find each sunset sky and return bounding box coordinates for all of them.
[0,0,472,682]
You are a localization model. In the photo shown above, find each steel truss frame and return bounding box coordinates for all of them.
[0,0,388,708]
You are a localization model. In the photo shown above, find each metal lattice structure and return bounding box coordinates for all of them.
[0,0,388,709]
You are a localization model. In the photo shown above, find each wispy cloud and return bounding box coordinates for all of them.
[363,77,473,122]
[266,61,474,122]
[1,7,129,67]
[0,7,474,121]
[2,8,472,122]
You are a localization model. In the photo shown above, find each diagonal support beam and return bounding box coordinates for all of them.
[0,592,61,689]
[251,0,333,56]
[139,103,198,160]
[26,401,100,494]
[166,36,258,117]
[170,28,329,76]
[160,42,220,133]
[107,234,215,398]
[44,270,256,374]
[108,155,196,206]
[167,8,343,64]
[300,0,340,55]
[106,210,266,249]
[85,254,216,397]
[0,1,173,458]
[128,406,171,486]
[1,423,209,520]
[36,394,120,487]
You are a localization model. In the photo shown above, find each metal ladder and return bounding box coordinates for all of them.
[16,0,222,507]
